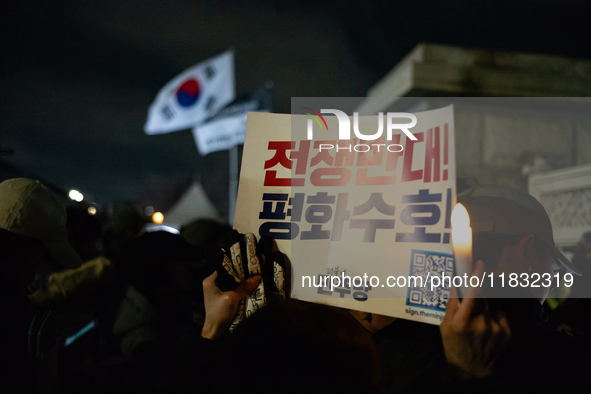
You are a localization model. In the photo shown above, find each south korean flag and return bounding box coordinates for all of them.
[144,50,235,135]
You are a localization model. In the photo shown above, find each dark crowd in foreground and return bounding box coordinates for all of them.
[1,177,591,394]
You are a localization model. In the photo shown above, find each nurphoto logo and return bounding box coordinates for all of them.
[304,108,417,152]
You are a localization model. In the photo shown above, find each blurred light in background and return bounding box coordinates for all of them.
[145,205,155,216]
[152,211,164,224]
[87,206,97,215]
[69,189,84,202]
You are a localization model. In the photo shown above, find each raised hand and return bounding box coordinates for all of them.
[201,271,261,340]
[440,260,512,380]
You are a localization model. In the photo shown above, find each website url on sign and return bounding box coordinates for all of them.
[302,272,573,292]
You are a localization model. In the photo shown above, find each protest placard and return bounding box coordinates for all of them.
[234,105,455,325]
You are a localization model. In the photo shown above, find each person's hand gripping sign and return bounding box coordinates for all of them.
[202,231,286,339]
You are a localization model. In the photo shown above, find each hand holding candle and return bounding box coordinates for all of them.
[451,203,473,298]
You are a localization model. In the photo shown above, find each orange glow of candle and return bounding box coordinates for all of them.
[451,203,472,248]
[451,203,472,295]
[152,212,164,224]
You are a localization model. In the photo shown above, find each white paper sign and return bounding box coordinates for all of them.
[193,112,248,155]
[234,107,456,325]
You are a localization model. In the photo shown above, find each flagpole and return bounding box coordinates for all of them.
[229,144,238,226]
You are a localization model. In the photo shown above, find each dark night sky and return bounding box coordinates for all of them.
[1,0,590,216]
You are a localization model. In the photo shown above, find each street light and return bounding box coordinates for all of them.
[69,189,84,202]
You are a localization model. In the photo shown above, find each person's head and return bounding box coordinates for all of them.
[0,178,82,290]
[109,203,148,237]
[563,231,591,297]
[225,300,382,394]
[103,203,149,258]
[565,231,591,273]
[458,184,579,303]
[114,230,202,298]
[66,205,103,261]
[349,310,397,335]
[180,218,231,249]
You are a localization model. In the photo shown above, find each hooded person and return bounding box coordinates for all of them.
[0,178,83,276]
[356,184,586,393]
[0,178,83,393]
[443,184,588,393]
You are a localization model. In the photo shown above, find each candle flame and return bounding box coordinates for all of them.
[152,212,164,224]
[451,203,470,228]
